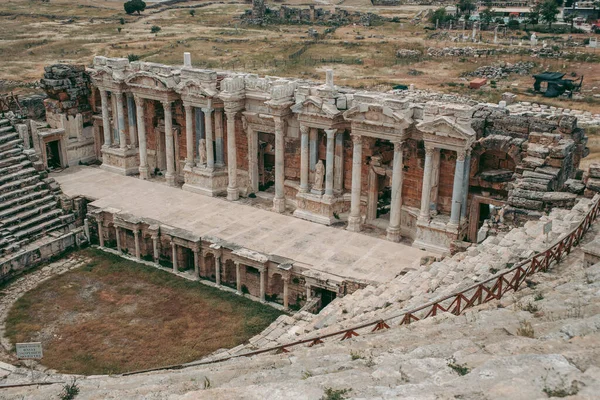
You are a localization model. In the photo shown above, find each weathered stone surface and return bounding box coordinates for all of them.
[564,178,585,194]
[508,196,544,210]
[589,163,600,179]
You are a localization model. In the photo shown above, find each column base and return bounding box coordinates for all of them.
[347,215,362,232]
[166,172,177,187]
[386,226,402,242]
[139,166,149,180]
[299,185,309,194]
[227,187,239,201]
[273,197,286,213]
[311,188,324,196]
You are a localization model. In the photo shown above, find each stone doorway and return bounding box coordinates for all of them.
[46,140,63,170]
[258,132,275,193]
[366,155,393,229]
[314,287,336,312]
[468,195,506,242]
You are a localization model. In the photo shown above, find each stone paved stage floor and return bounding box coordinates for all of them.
[54,166,427,284]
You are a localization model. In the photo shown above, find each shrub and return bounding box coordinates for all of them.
[190,9,195,17]
[150,25,161,34]
[119,17,125,25]
[127,54,140,62]
[59,378,80,400]
[447,357,470,375]
[124,0,146,15]
[321,388,351,400]
[241,284,250,295]
[517,320,535,337]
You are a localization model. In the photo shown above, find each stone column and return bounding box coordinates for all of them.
[347,134,363,232]
[419,145,435,222]
[235,261,241,294]
[226,111,239,201]
[259,269,266,302]
[309,128,318,172]
[202,108,215,169]
[134,96,149,179]
[115,226,121,252]
[283,276,289,310]
[184,104,194,169]
[193,247,200,279]
[215,254,221,286]
[324,129,336,197]
[387,140,405,242]
[152,234,159,264]
[100,90,111,147]
[97,221,105,247]
[299,125,309,193]
[429,148,441,214]
[133,229,141,260]
[461,151,471,222]
[116,92,127,149]
[449,150,467,227]
[162,101,176,187]
[195,108,204,165]
[247,125,259,193]
[215,110,225,167]
[334,132,344,193]
[273,118,286,212]
[306,284,312,301]
[111,94,119,144]
[126,94,137,147]
[171,241,178,273]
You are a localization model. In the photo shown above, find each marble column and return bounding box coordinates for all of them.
[194,108,204,165]
[429,148,441,214]
[115,226,121,252]
[324,129,336,197]
[215,110,225,167]
[115,92,127,149]
[283,277,289,310]
[247,125,259,193]
[202,108,215,169]
[334,132,344,193]
[309,128,318,172]
[97,221,104,247]
[134,96,149,179]
[99,90,111,147]
[215,254,221,286]
[449,150,467,227]
[461,151,472,222]
[299,125,309,193]
[171,241,178,273]
[419,145,435,222]
[387,140,405,242]
[184,104,194,169]
[133,229,141,260]
[152,234,159,264]
[273,118,286,212]
[235,261,241,294]
[226,111,239,201]
[126,94,137,147]
[193,247,200,279]
[347,134,363,232]
[111,94,119,144]
[162,101,176,187]
[259,269,266,302]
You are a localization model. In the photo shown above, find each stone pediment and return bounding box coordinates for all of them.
[291,96,341,119]
[343,104,412,130]
[175,79,218,98]
[89,68,121,86]
[417,116,475,145]
[125,72,171,91]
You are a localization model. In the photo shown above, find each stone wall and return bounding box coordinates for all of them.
[41,64,92,126]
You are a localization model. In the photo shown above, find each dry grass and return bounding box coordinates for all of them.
[5,248,281,375]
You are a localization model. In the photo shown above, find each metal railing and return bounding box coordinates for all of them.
[122,196,600,376]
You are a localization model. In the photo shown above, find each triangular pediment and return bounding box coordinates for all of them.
[343,105,412,129]
[417,116,475,143]
[175,80,217,98]
[125,72,170,91]
[291,96,341,118]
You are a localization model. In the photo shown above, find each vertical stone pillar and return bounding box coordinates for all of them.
[273,118,286,212]
[133,229,141,260]
[449,150,467,226]
[100,90,111,147]
[235,261,241,294]
[461,151,471,222]
[324,129,336,197]
[152,234,159,264]
[115,226,121,252]
[184,104,194,169]
[334,132,344,193]
[387,140,405,242]
[111,94,119,144]
[347,134,363,232]
[126,94,137,147]
[215,254,221,286]
[171,241,178,273]
[116,92,127,149]
[193,247,200,279]
[215,110,225,167]
[309,128,318,172]
[283,276,289,310]
[259,269,266,302]
[306,285,312,301]
[195,108,204,165]
[247,125,259,193]
[134,96,149,179]
[429,148,441,214]
[299,125,309,193]
[419,145,435,222]
[226,111,239,201]
[202,108,215,169]
[162,101,176,187]
[97,221,104,247]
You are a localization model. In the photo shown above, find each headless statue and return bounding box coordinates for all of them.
[314,159,325,191]
[199,138,207,165]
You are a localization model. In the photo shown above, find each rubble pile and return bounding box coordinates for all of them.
[427,47,497,57]
[462,61,535,79]
[584,163,600,197]
[395,49,422,58]
[508,102,600,128]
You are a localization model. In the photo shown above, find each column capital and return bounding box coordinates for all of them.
[225,110,237,119]
[424,144,436,156]
[299,125,309,135]
[457,149,467,161]
[201,107,213,114]
[324,128,338,138]
[351,134,362,145]
[274,117,285,133]
[183,103,193,112]
[392,140,405,152]
[126,92,134,99]
[100,89,108,98]
[161,100,172,109]
[133,94,143,104]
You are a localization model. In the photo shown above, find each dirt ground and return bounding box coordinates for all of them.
[4,248,281,375]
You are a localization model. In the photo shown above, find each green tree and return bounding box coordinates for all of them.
[124,0,146,15]
[479,6,494,28]
[429,8,453,25]
[526,4,541,28]
[540,0,559,28]
[563,12,576,32]
[458,0,476,16]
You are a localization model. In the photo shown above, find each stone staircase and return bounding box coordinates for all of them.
[0,118,72,255]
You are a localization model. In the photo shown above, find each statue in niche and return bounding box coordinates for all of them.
[199,138,207,165]
[314,159,325,191]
